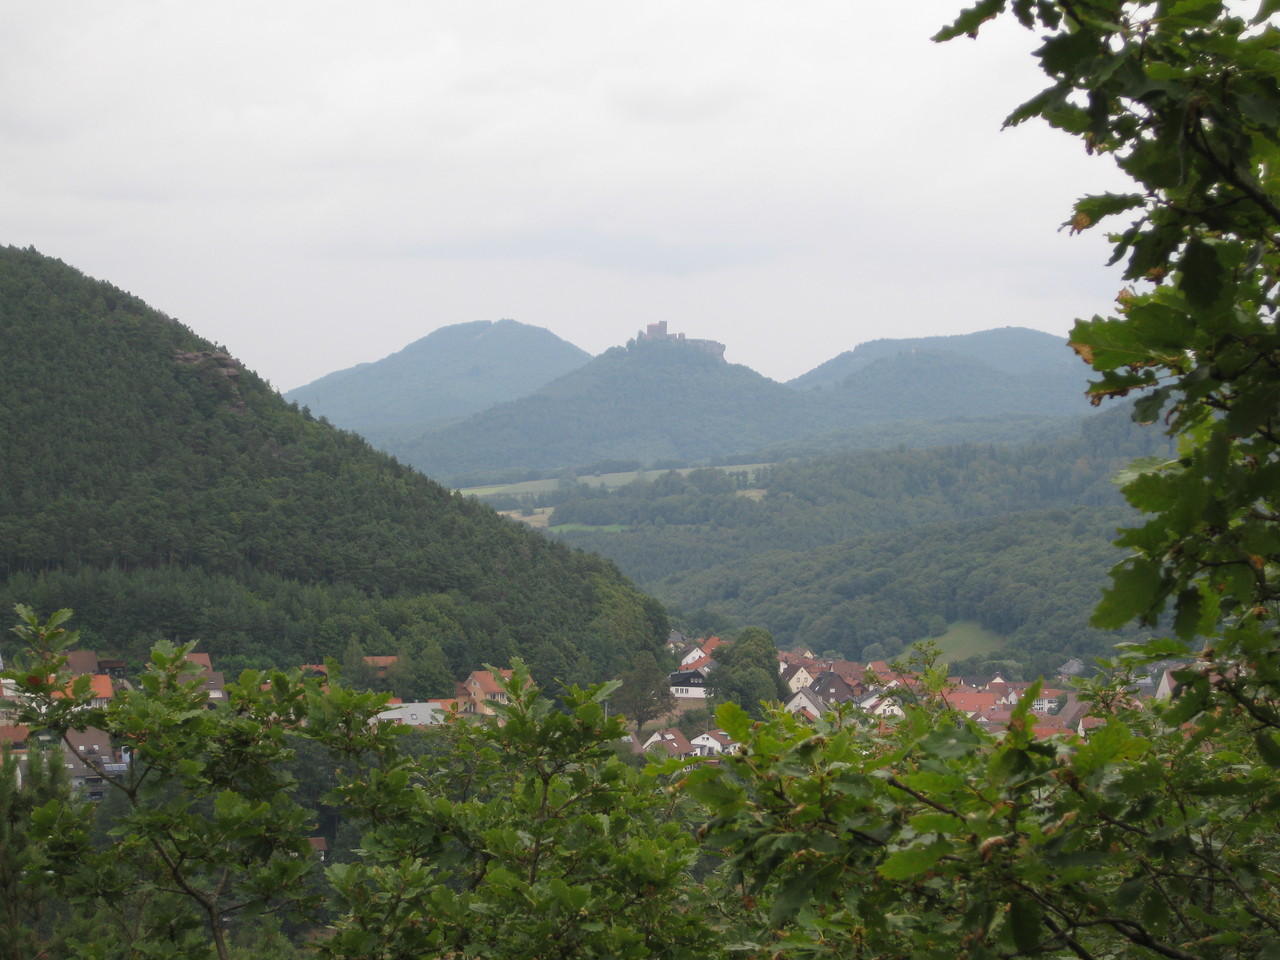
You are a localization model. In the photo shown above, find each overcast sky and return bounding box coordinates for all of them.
[3,2,1130,392]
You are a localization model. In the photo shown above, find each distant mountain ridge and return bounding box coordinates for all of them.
[385,326,1094,484]
[394,338,828,481]
[285,319,591,446]
[788,327,1080,389]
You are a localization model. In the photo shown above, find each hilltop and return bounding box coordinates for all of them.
[387,325,1093,484]
[284,318,591,447]
[394,336,829,482]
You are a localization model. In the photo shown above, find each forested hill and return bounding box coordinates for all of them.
[788,326,1083,389]
[284,319,591,447]
[387,326,1094,485]
[0,246,667,689]
[394,337,832,482]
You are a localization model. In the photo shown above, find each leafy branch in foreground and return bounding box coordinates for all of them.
[668,3,1280,959]
[949,0,1280,722]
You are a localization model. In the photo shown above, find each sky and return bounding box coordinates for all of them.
[2,2,1131,392]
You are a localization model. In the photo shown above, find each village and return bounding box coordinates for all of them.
[0,630,1190,798]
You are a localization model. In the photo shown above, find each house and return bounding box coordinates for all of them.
[678,636,727,668]
[308,837,330,863]
[363,655,399,680]
[456,669,517,716]
[857,690,905,719]
[61,726,129,801]
[641,728,698,760]
[377,702,447,726]
[783,687,827,721]
[689,729,736,756]
[780,663,815,694]
[807,671,856,705]
[826,660,867,687]
[183,652,227,705]
[668,667,710,700]
[1031,688,1065,715]
[51,674,115,709]
[65,650,102,675]
[942,688,1000,719]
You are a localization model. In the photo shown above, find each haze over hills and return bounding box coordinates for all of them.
[788,327,1086,389]
[284,319,591,447]
[0,246,666,689]
[395,338,832,482]
[378,324,1095,485]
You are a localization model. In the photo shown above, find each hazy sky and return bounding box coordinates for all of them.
[3,2,1130,392]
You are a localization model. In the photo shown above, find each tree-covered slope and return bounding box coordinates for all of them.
[654,506,1136,675]
[396,338,834,483]
[284,319,591,447]
[0,246,666,686]
[540,404,1172,670]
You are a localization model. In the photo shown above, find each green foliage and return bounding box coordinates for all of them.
[0,739,89,960]
[679,682,1280,959]
[967,0,1280,726]
[709,627,789,717]
[316,661,717,960]
[551,407,1174,665]
[2,610,385,960]
[610,650,676,737]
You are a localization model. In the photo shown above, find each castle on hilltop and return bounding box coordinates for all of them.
[636,321,726,360]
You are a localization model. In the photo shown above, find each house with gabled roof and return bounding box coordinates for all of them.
[65,650,102,676]
[780,663,816,694]
[807,671,856,705]
[669,666,711,700]
[183,651,227,705]
[783,687,826,721]
[690,729,736,756]
[456,668,517,716]
[377,702,447,727]
[641,728,698,760]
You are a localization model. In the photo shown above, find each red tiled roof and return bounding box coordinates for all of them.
[53,675,114,701]
[644,728,696,758]
[0,725,31,745]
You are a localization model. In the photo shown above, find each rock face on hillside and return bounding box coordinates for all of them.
[285,319,591,447]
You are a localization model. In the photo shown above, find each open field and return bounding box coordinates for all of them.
[461,463,774,499]
[932,621,1007,661]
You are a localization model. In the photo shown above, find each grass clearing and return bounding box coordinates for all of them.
[460,463,775,498]
[932,621,1006,661]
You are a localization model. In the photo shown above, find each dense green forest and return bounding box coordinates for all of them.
[532,405,1172,670]
[0,245,666,687]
